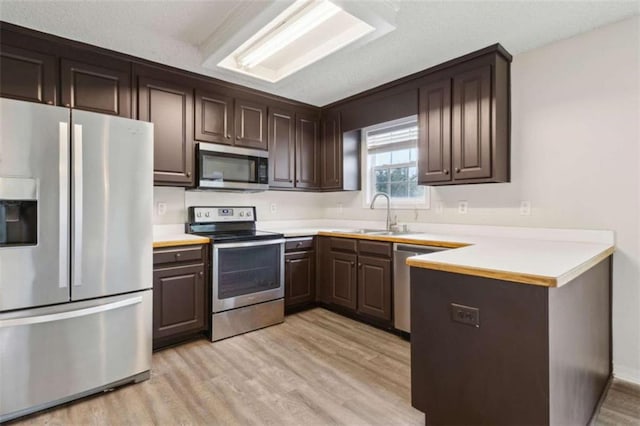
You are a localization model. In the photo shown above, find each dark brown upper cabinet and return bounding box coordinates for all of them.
[0,43,56,105]
[60,58,131,117]
[234,98,268,150]
[417,52,510,185]
[320,110,343,190]
[418,79,451,184]
[194,89,233,145]
[295,112,320,189]
[268,108,296,188]
[137,71,195,187]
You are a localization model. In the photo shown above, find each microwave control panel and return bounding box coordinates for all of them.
[190,206,255,223]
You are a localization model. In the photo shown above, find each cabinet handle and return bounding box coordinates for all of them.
[289,180,293,183]
[186,172,192,177]
[350,261,355,267]
[46,100,53,105]
[358,263,362,268]
[198,271,204,277]
[175,253,181,258]
[65,103,71,108]
[455,168,460,173]
[443,169,449,175]
[226,134,231,139]
[286,259,291,263]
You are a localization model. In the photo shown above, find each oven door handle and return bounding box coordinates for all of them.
[213,238,286,249]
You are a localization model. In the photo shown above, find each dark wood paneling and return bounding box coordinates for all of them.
[153,263,206,341]
[451,65,492,180]
[548,258,611,425]
[315,237,332,304]
[295,112,320,189]
[268,108,295,188]
[137,73,194,186]
[410,267,549,425]
[285,251,316,308]
[329,251,357,311]
[329,237,358,253]
[0,43,56,104]
[285,238,314,252]
[320,110,342,190]
[234,98,267,150]
[153,245,205,265]
[342,129,361,191]
[194,89,233,144]
[418,78,452,184]
[357,255,391,321]
[60,58,131,117]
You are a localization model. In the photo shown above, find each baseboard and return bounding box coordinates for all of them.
[588,374,614,425]
[614,365,640,385]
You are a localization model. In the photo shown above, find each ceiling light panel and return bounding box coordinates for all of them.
[217,0,375,83]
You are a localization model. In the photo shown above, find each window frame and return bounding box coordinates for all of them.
[361,115,430,210]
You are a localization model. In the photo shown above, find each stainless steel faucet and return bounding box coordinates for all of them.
[370,192,394,231]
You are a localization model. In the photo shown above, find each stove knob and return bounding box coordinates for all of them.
[205,212,210,218]
[196,212,202,218]
[239,212,245,217]
[247,211,252,217]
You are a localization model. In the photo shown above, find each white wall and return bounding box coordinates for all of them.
[153,16,640,383]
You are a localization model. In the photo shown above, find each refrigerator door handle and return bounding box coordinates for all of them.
[59,122,69,289]
[0,296,142,328]
[72,123,83,287]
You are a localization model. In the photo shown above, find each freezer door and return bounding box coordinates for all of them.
[71,110,153,300]
[0,99,71,311]
[0,290,152,422]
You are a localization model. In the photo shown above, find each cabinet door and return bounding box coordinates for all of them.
[61,59,131,117]
[329,251,357,311]
[234,99,267,150]
[285,251,316,307]
[268,108,295,188]
[138,75,194,186]
[194,89,233,144]
[357,255,392,321]
[451,65,492,180]
[321,110,343,189]
[0,44,56,105]
[153,263,206,341]
[295,113,320,189]
[418,79,451,184]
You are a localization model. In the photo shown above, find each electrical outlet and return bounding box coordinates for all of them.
[156,202,167,216]
[457,201,468,214]
[451,303,480,327]
[520,201,531,216]
[270,203,277,213]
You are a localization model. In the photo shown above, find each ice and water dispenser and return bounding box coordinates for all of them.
[0,178,38,247]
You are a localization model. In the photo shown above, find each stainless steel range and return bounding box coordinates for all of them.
[186,206,285,341]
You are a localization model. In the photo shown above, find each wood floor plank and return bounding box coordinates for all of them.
[7,308,640,425]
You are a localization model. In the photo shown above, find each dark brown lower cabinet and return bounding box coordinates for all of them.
[329,251,358,310]
[320,237,393,327]
[357,255,391,321]
[152,244,208,350]
[285,251,315,308]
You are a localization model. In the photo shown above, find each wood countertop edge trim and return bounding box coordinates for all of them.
[555,246,615,287]
[316,231,469,248]
[405,258,557,287]
[153,238,210,248]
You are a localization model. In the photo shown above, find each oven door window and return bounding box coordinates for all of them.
[201,153,256,183]
[217,243,281,299]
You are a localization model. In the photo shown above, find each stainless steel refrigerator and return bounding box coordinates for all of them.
[0,98,153,422]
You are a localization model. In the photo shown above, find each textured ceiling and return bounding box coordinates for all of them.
[1,0,638,106]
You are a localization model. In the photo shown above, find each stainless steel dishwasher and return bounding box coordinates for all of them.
[393,243,448,333]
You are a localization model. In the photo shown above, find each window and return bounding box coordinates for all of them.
[363,116,429,208]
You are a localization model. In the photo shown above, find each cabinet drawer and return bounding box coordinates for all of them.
[285,237,314,252]
[358,240,392,258]
[329,237,357,253]
[153,245,205,265]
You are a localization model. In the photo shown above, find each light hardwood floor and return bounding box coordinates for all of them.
[10,308,640,425]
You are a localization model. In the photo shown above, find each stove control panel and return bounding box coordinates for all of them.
[189,206,255,223]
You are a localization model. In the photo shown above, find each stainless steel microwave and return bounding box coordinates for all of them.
[196,143,269,191]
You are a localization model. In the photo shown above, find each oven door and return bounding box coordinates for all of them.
[212,238,285,312]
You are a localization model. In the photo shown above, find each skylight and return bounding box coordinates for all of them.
[218,0,375,83]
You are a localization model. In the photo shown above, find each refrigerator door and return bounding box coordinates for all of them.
[0,290,152,422]
[71,110,153,300]
[0,99,71,311]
